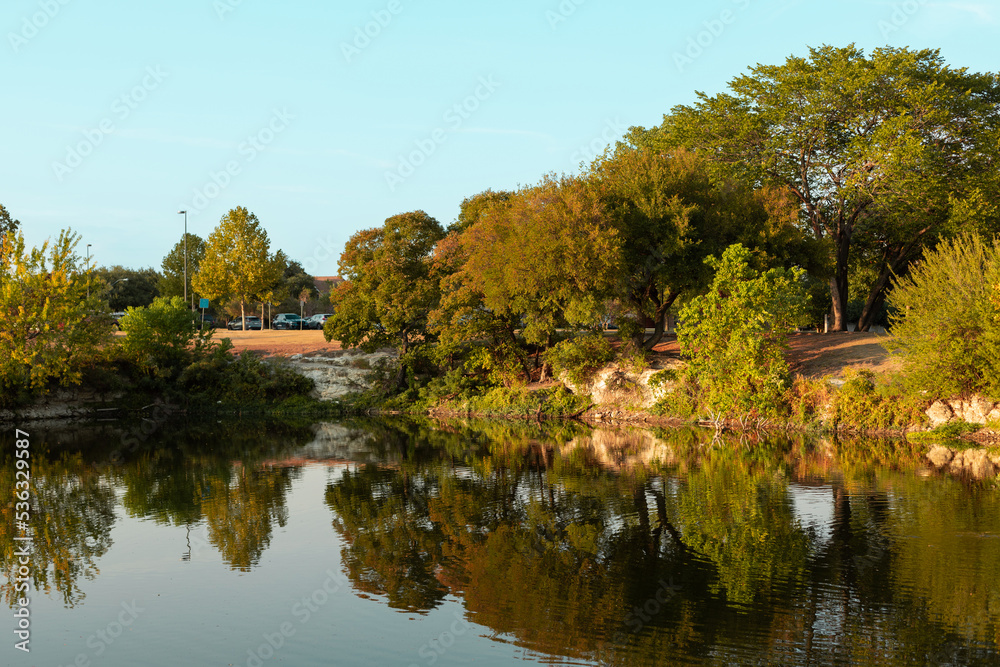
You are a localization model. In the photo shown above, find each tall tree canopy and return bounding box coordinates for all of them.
[641,45,1000,330]
[92,265,160,310]
[0,229,111,398]
[159,233,206,306]
[0,204,19,237]
[432,176,619,383]
[192,206,282,325]
[591,146,824,348]
[325,210,445,364]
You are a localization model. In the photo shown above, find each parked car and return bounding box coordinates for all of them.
[110,312,126,329]
[304,313,333,330]
[272,313,305,330]
[227,316,262,330]
[194,313,217,330]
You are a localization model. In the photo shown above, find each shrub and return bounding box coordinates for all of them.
[543,334,615,387]
[177,344,314,404]
[118,296,215,378]
[785,375,833,426]
[907,420,980,445]
[677,244,810,419]
[832,369,928,431]
[885,233,1000,399]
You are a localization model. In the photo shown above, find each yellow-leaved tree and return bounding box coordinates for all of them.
[0,229,111,405]
[192,207,283,329]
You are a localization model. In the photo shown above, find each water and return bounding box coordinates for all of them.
[2,417,998,666]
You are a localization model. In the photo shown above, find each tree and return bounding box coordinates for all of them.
[448,189,514,234]
[0,204,20,264]
[0,204,19,237]
[325,211,445,368]
[117,296,216,377]
[0,229,111,400]
[885,233,1000,399]
[648,45,1000,331]
[192,207,282,328]
[592,146,823,349]
[677,244,811,418]
[159,233,206,306]
[433,176,621,382]
[92,265,161,310]
[272,257,319,315]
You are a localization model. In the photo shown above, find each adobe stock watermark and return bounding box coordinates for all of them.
[55,600,145,667]
[186,108,294,214]
[408,611,473,666]
[214,0,246,20]
[546,0,587,30]
[673,0,751,73]
[569,117,627,168]
[238,568,350,667]
[300,234,341,275]
[341,0,406,63]
[7,0,73,53]
[878,0,929,38]
[606,577,682,645]
[51,66,169,182]
[384,75,501,192]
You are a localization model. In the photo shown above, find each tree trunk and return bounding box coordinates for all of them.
[856,267,895,332]
[505,325,532,383]
[829,230,851,331]
[642,290,680,350]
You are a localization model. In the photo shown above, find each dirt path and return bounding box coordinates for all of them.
[652,331,898,379]
[214,330,343,357]
[216,329,898,378]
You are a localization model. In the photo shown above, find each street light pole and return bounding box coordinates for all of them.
[86,243,92,298]
[177,210,188,309]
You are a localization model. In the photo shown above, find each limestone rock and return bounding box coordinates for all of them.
[925,400,955,428]
[287,351,397,401]
[950,396,997,425]
[562,361,682,410]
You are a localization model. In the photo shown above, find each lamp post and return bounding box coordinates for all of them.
[86,243,92,298]
[177,210,188,309]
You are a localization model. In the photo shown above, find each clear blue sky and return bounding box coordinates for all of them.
[1,0,996,276]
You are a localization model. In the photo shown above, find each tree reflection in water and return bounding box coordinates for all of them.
[325,420,1000,666]
[0,452,116,608]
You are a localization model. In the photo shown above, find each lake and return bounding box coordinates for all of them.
[2,416,999,666]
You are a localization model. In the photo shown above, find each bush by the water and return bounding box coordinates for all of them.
[677,244,810,419]
[543,334,615,387]
[831,370,927,431]
[886,233,1000,399]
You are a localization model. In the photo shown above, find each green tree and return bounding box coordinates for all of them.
[117,296,216,377]
[325,211,445,372]
[92,265,160,310]
[436,176,620,382]
[647,45,1000,331]
[592,146,824,349]
[448,189,514,234]
[885,233,1000,399]
[270,256,318,315]
[678,244,810,418]
[158,233,206,305]
[0,229,111,401]
[192,207,283,327]
[0,204,19,237]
